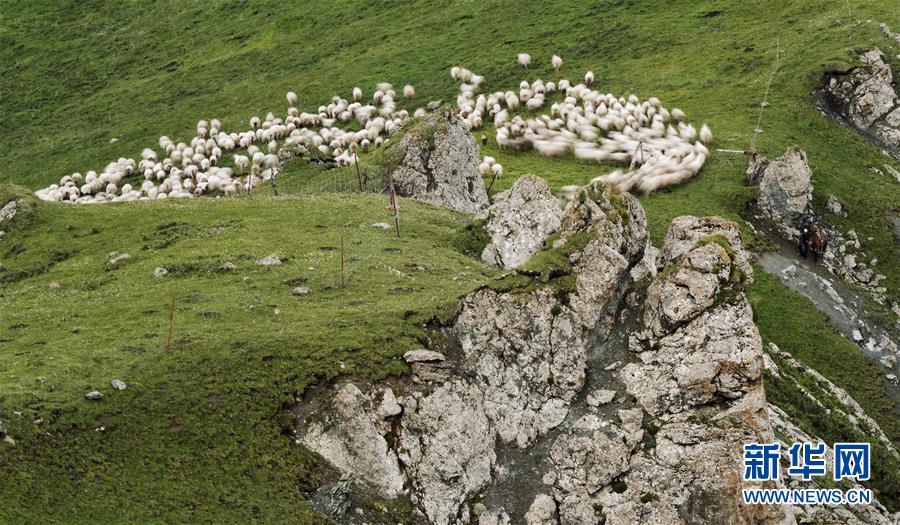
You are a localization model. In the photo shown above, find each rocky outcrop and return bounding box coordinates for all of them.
[0,200,16,224]
[591,217,791,524]
[389,108,489,214]
[747,147,813,232]
[398,380,496,525]
[480,175,563,269]
[295,183,891,524]
[299,383,404,499]
[822,48,900,155]
[453,287,587,448]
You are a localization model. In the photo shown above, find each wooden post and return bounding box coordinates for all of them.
[487,171,499,192]
[340,235,345,289]
[166,295,176,350]
[387,161,400,238]
[354,153,363,192]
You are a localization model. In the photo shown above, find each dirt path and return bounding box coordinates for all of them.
[753,227,899,398]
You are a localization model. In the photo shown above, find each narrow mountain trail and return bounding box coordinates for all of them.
[753,227,900,404]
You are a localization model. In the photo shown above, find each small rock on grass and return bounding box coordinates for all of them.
[256,254,281,266]
[154,267,168,278]
[292,286,311,296]
[111,379,127,391]
[108,253,130,264]
[85,390,103,400]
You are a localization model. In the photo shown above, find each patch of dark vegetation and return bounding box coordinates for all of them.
[0,249,72,284]
[283,277,307,287]
[162,258,236,278]
[121,345,146,354]
[5,242,26,257]
[145,219,243,250]
[701,10,722,18]
[452,218,490,258]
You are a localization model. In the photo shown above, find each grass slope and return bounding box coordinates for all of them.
[0,192,492,523]
[749,269,900,508]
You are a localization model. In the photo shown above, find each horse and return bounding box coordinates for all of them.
[799,223,827,262]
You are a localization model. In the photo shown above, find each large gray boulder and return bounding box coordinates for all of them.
[481,175,563,269]
[751,146,813,227]
[390,108,489,214]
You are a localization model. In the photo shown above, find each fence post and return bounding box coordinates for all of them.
[387,161,401,237]
[354,153,363,192]
[166,295,176,350]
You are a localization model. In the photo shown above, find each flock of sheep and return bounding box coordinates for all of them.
[35,54,711,204]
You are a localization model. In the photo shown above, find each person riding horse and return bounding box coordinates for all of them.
[799,222,827,261]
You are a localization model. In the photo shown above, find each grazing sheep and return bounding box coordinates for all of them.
[551,54,563,71]
[37,56,711,204]
[517,53,531,69]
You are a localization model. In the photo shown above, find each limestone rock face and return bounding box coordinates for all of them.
[607,216,791,525]
[390,108,489,214]
[525,494,558,525]
[750,147,813,228]
[481,175,563,269]
[296,204,893,524]
[453,288,587,448]
[299,383,404,499]
[560,188,649,336]
[828,49,896,129]
[398,381,496,525]
[823,48,900,153]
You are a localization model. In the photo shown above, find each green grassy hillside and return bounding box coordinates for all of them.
[2,0,899,521]
[0,188,491,523]
[2,0,899,295]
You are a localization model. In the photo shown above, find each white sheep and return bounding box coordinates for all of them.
[403,85,415,99]
[584,70,594,85]
[287,91,298,106]
[517,53,531,69]
[551,54,563,71]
